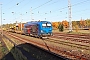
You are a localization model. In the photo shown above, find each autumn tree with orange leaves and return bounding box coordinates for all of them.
[85,19,90,28]
[52,20,68,29]
[80,20,86,28]
[62,20,69,28]
[52,22,61,29]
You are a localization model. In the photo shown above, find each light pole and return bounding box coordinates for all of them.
[20,14,22,31]
[0,3,3,36]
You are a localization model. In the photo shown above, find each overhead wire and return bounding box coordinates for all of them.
[72,0,90,7]
[2,0,14,11]
[51,0,90,20]
[37,0,90,20]
[3,0,26,18]
[3,0,90,14]
[15,0,54,20]
[52,0,90,14]
[16,0,25,5]
[4,0,13,6]
[36,0,62,15]
[6,0,25,10]
[3,0,90,23]
[32,0,53,11]
[17,0,32,10]
[18,0,90,21]
[73,8,90,14]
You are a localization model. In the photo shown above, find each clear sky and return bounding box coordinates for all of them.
[0,0,90,24]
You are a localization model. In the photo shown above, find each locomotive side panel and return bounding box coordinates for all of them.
[23,24,32,35]
[23,21,52,38]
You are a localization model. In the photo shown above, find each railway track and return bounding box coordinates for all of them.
[3,32,68,60]
[4,31,90,60]
[46,38,90,50]
[52,33,90,44]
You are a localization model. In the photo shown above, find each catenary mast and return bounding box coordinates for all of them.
[68,0,72,32]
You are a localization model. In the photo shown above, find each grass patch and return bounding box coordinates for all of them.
[0,41,8,60]
[2,38,27,60]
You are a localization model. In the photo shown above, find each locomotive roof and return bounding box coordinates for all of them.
[24,21,51,26]
[27,21,51,24]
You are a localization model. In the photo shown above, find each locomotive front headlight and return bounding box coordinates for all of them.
[41,30,43,33]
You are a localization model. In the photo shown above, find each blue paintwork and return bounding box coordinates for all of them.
[23,21,52,37]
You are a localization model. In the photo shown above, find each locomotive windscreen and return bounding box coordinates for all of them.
[42,23,51,28]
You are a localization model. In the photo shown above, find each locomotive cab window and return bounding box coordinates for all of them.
[47,24,51,27]
[42,23,51,28]
[42,24,46,26]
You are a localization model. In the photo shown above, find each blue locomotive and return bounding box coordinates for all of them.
[23,21,52,38]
